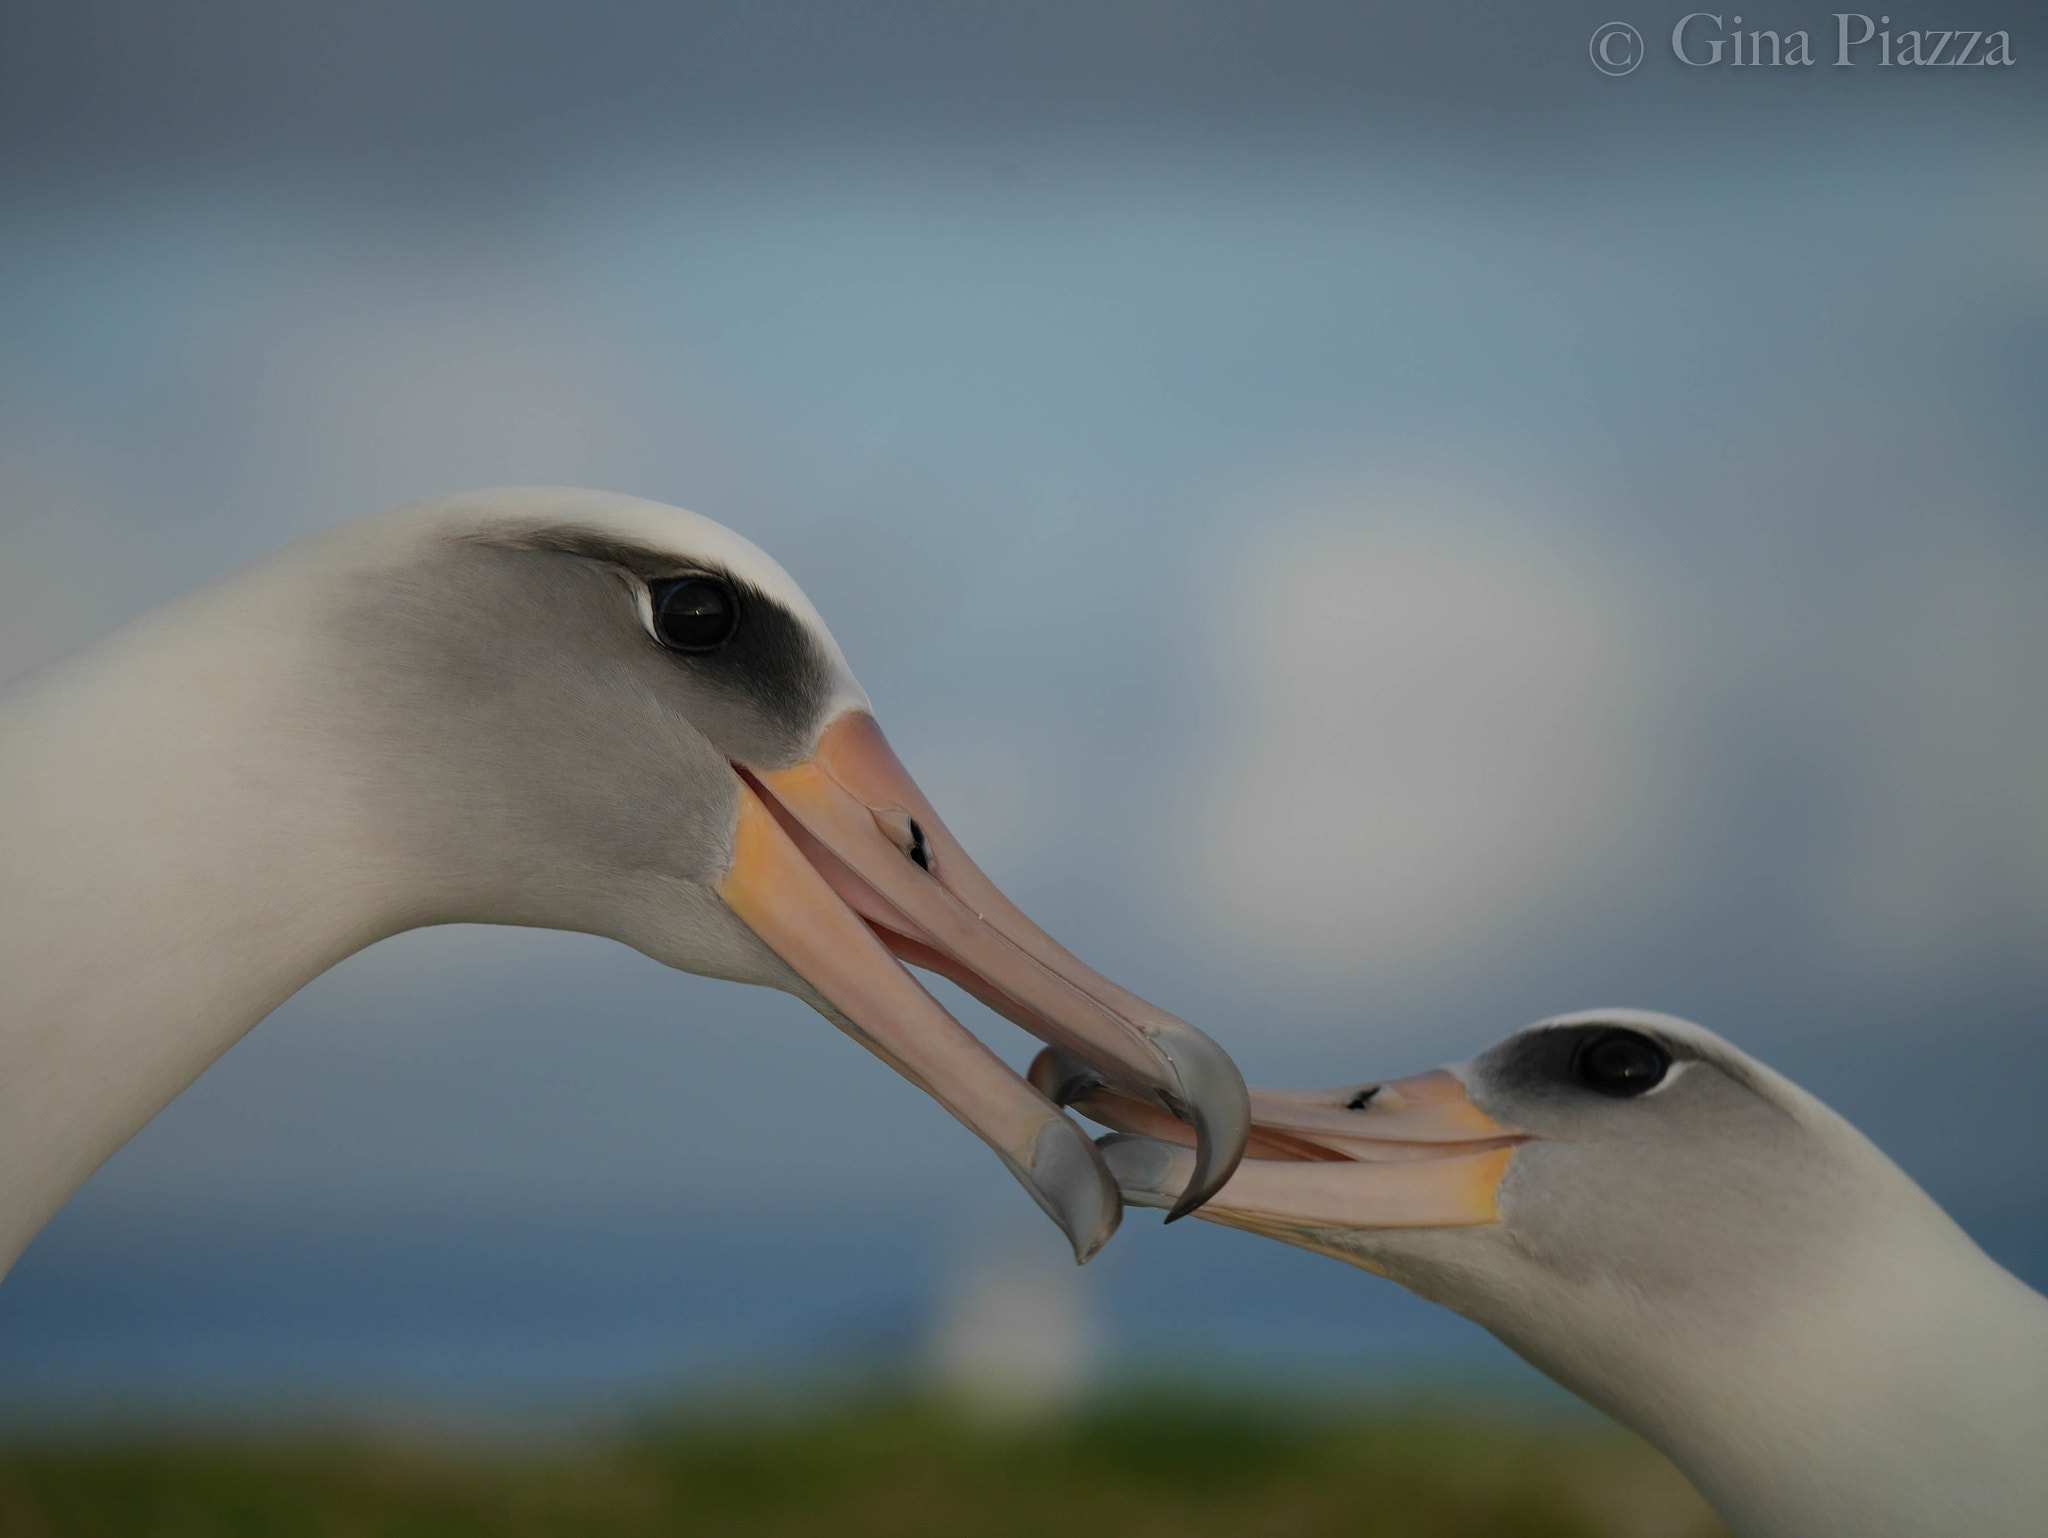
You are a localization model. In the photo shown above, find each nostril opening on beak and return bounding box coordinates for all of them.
[1346,1087,1380,1110]
[869,807,934,871]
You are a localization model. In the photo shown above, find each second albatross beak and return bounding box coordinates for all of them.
[1040,1052,1523,1243]
[716,711,1250,1261]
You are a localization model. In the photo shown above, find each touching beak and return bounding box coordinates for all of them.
[1037,1051,1523,1241]
[715,711,1251,1262]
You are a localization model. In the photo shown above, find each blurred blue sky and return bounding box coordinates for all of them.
[1,0,2043,1414]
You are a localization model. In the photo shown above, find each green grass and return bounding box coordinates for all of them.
[0,1395,1726,1538]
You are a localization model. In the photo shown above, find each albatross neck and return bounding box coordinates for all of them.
[1521,1206,2048,1538]
[0,543,410,1276]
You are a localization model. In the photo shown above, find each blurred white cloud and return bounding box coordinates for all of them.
[1183,480,1677,985]
[1811,535,2048,977]
[1176,471,2048,1000]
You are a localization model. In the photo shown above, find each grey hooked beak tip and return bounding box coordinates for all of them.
[1020,1117,1122,1265]
[1028,1034,1249,1224]
[1151,1024,1250,1222]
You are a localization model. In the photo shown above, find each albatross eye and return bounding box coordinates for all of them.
[1573,1030,1670,1098]
[650,578,738,652]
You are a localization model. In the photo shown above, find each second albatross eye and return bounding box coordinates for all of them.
[1573,1029,1670,1098]
[650,578,738,652]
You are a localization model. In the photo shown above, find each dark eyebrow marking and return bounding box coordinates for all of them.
[463,525,720,582]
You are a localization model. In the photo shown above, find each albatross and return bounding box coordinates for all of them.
[0,486,1249,1279]
[1048,1010,2048,1537]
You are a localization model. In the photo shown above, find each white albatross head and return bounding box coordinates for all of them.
[11,487,1249,1261]
[1051,1010,2048,1535]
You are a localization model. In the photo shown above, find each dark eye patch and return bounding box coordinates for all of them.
[466,526,838,767]
[1480,1022,1684,1103]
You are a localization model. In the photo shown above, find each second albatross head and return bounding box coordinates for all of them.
[1053,1010,2048,1535]
[275,488,1247,1259]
